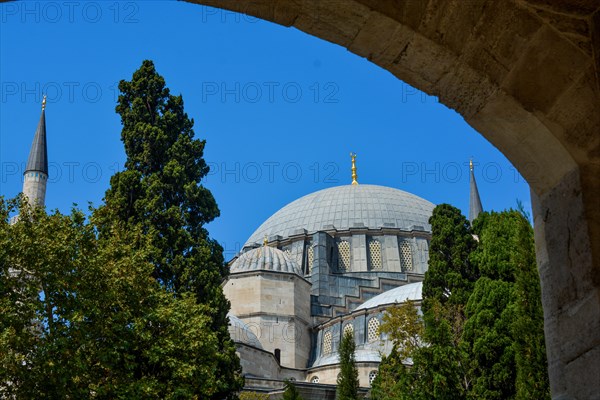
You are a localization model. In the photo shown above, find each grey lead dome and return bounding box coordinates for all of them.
[230,245,302,275]
[245,184,435,247]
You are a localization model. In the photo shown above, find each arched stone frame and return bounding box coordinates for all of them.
[12,0,592,395]
[180,3,600,397]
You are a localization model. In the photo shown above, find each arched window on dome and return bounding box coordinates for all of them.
[337,240,351,272]
[369,370,378,385]
[322,331,333,355]
[307,244,315,274]
[311,376,320,384]
[368,239,382,270]
[400,241,413,272]
[367,318,380,342]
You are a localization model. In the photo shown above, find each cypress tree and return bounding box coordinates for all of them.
[337,331,360,400]
[371,207,549,399]
[93,60,242,398]
[418,204,477,398]
[422,204,478,311]
[511,212,550,399]
[463,211,550,399]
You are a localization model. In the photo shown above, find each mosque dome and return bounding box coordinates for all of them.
[228,314,263,349]
[229,245,302,275]
[355,281,423,311]
[245,184,435,247]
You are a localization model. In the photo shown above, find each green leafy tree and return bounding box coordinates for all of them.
[380,301,423,361]
[337,331,360,400]
[463,210,549,399]
[370,346,413,400]
[282,379,303,400]
[463,278,515,399]
[511,211,550,399]
[0,197,226,399]
[372,302,423,400]
[372,207,549,400]
[417,204,476,399]
[423,204,478,310]
[93,60,242,398]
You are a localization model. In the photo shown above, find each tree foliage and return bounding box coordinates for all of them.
[423,204,478,310]
[93,60,242,398]
[463,211,550,400]
[379,301,423,361]
[370,346,413,400]
[0,197,227,399]
[371,206,549,400]
[337,331,359,400]
[282,379,303,400]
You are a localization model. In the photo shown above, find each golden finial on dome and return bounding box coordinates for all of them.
[469,158,473,171]
[263,235,268,246]
[41,94,47,111]
[350,152,358,185]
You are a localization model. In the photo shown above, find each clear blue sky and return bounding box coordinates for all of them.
[0,1,531,259]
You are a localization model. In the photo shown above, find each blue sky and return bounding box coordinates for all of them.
[0,1,530,259]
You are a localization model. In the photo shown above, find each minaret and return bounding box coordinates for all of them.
[468,159,483,224]
[22,96,49,207]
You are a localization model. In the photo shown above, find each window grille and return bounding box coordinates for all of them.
[323,331,333,355]
[307,245,314,273]
[343,323,354,338]
[400,241,413,271]
[369,239,382,270]
[367,318,380,342]
[337,240,351,271]
[369,370,378,385]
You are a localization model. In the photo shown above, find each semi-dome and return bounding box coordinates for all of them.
[245,184,435,247]
[230,245,302,275]
[355,281,423,311]
[228,314,263,349]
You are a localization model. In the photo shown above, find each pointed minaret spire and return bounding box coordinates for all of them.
[468,158,483,224]
[22,95,49,206]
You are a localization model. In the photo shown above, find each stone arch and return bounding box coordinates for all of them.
[183,2,600,398]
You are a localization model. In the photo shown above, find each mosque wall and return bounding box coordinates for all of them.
[224,271,312,369]
[306,362,381,387]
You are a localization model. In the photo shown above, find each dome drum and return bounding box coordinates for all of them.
[244,185,435,248]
